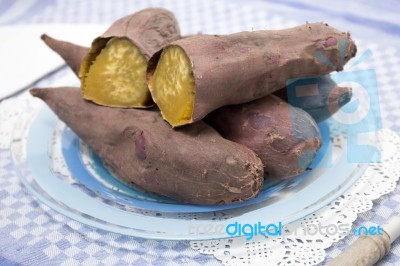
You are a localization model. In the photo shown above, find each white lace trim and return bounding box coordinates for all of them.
[189,129,400,265]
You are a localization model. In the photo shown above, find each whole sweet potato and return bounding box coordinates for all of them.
[206,95,322,180]
[30,87,264,205]
[274,75,352,122]
[147,22,357,127]
[79,8,181,108]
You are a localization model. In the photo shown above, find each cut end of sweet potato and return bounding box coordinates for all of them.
[80,37,150,108]
[148,45,195,127]
[30,88,41,97]
[335,86,352,106]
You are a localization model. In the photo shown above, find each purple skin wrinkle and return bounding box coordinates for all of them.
[323,37,338,48]
[134,131,147,161]
[124,128,147,161]
[249,114,272,130]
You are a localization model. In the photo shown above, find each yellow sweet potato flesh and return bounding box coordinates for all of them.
[150,45,195,127]
[81,38,149,107]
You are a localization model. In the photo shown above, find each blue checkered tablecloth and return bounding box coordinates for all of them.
[1,1,400,265]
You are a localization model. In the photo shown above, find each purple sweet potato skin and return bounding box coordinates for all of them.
[42,8,180,79]
[83,8,181,68]
[147,22,357,124]
[99,8,180,58]
[30,87,264,205]
[206,95,322,180]
[274,75,352,122]
[41,34,89,77]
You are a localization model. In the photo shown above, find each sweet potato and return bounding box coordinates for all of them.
[205,95,322,180]
[40,36,351,125]
[146,23,357,127]
[79,8,181,108]
[41,34,89,77]
[41,33,195,77]
[30,87,264,205]
[274,75,352,122]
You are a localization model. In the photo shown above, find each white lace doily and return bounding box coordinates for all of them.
[0,91,399,266]
[189,129,400,265]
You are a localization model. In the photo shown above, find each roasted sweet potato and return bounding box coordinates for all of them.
[41,33,195,77]
[79,8,181,108]
[274,75,352,122]
[147,23,357,127]
[30,87,264,205]
[40,36,351,125]
[206,95,322,180]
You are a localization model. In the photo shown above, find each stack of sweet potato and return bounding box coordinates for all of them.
[32,8,356,205]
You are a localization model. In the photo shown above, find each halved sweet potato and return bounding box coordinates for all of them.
[147,23,357,127]
[80,8,181,108]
